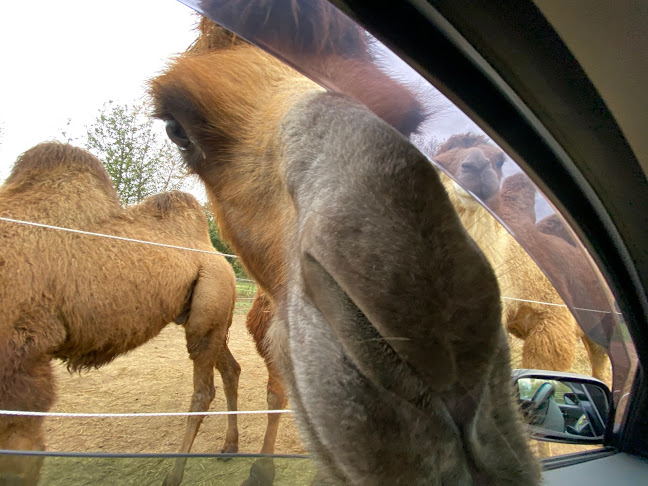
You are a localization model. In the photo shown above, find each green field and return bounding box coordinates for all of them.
[235,279,257,314]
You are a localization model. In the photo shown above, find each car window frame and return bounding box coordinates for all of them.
[329,0,648,460]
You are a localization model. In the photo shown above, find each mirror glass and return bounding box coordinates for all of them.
[516,377,610,443]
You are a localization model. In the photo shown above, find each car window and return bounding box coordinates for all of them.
[0,0,639,481]
[189,0,637,440]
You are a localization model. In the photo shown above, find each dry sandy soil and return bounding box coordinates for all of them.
[39,314,314,485]
[31,314,599,484]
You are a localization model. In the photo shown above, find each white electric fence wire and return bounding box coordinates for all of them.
[0,410,292,418]
[0,216,618,420]
[501,296,617,315]
[0,217,239,259]
[0,217,617,314]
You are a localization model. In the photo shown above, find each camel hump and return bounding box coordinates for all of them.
[142,191,203,216]
[501,172,536,212]
[6,142,113,188]
[436,132,491,155]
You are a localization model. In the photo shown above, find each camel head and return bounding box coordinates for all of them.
[434,133,506,207]
[150,12,539,485]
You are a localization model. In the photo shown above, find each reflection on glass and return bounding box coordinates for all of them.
[516,377,610,442]
[181,0,635,433]
[0,0,637,472]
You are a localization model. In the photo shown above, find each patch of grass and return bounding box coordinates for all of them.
[234,300,253,315]
[235,279,257,315]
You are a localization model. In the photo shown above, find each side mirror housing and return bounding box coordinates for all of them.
[512,369,612,445]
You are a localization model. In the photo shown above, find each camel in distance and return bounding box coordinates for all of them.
[434,133,610,384]
[0,143,240,486]
[150,5,541,484]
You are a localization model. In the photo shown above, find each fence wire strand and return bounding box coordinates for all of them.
[0,215,616,420]
[0,216,239,258]
[0,410,292,418]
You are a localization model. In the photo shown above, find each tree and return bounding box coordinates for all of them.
[411,133,441,158]
[202,203,249,279]
[84,100,188,205]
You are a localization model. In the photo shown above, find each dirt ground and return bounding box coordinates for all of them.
[33,315,600,484]
[39,314,315,485]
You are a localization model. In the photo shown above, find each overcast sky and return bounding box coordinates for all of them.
[0,0,197,183]
[0,0,495,204]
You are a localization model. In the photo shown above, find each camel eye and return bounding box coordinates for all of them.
[496,156,505,168]
[165,118,191,150]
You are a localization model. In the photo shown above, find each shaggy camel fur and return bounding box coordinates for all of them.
[498,174,612,387]
[150,10,540,485]
[537,213,576,246]
[434,134,610,384]
[168,10,429,484]
[0,143,240,486]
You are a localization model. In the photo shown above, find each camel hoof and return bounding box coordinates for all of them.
[0,473,26,486]
[240,457,275,486]
[219,443,238,461]
[161,472,181,486]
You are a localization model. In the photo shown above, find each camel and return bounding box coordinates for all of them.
[0,143,240,486]
[150,8,540,485]
[163,8,430,483]
[537,213,576,246]
[434,134,611,384]
[499,173,613,388]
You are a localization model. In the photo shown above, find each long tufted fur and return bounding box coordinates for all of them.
[150,10,540,484]
[0,143,240,485]
[435,134,611,385]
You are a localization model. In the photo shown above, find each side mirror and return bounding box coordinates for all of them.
[512,369,612,445]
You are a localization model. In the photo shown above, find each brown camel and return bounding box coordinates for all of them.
[536,213,577,246]
[434,134,611,384]
[169,8,429,483]
[498,173,613,388]
[150,8,540,485]
[0,143,240,486]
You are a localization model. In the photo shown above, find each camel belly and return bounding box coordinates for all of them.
[53,251,198,370]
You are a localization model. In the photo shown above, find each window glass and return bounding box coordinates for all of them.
[187,0,637,448]
[0,0,637,476]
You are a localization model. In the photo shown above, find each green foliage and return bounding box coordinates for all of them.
[202,203,249,279]
[84,100,188,205]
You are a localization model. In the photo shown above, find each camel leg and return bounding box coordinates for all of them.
[239,362,288,486]
[164,294,238,486]
[260,364,287,455]
[241,363,290,486]
[242,293,288,486]
[0,419,45,486]
[163,348,217,486]
[0,358,55,486]
[216,344,241,453]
